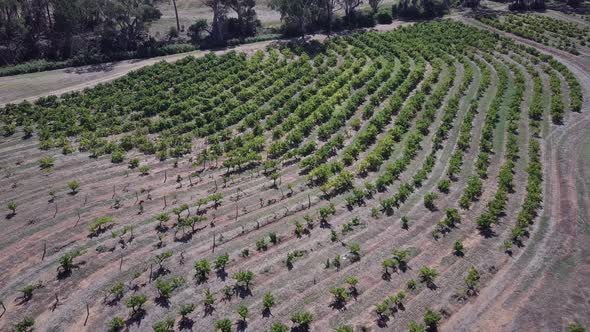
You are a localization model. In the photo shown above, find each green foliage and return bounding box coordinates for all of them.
[270,322,289,332]
[155,276,185,299]
[215,318,232,332]
[68,180,80,193]
[291,311,314,328]
[152,317,175,332]
[89,216,115,236]
[126,294,148,313]
[423,308,442,330]
[14,317,35,332]
[107,317,125,331]
[39,156,55,170]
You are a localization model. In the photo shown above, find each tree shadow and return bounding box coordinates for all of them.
[376,315,390,328]
[203,305,215,317]
[329,299,347,311]
[216,269,228,281]
[179,317,194,330]
[126,309,146,328]
[262,308,272,318]
[5,212,15,220]
[155,296,171,308]
[237,320,248,332]
[235,286,252,299]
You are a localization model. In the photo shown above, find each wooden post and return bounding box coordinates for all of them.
[52,293,59,312]
[163,196,167,209]
[212,232,216,253]
[164,170,167,183]
[112,185,115,199]
[84,304,89,326]
[214,179,218,193]
[84,194,88,206]
[149,264,153,283]
[53,202,58,218]
[42,241,47,261]
[189,175,193,187]
[119,256,123,271]
[235,204,239,221]
[75,209,81,226]
[135,192,139,204]
[308,194,311,209]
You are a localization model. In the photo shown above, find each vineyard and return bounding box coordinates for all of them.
[476,13,590,55]
[0,18,588,332]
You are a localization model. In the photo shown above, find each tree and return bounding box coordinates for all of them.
[237,304,249,321]
[423,308,442,331]
[106,282,125,303]
[18,282,43,302]
[171,0,180,32]
[348,242,361,261]
[214,253,230,273]
[291,311,314,330]
[233,270,255,290]
[68,180,80,194]
[330,287,349,306]
[155,276,185,300]
[215,318,232,332]
[107,317,125,331]
[392,248,410,271]
[39,156,55,170]
[227,0,258,39]
[453,240,464,256]
[401,215,410,229]
[202,0,228,44]
[464,266,480,294]
[262,292,275,313]
[126,294,148,314]
[342,0,362,25]
[368,0,384,13]
[418,266,438,287]
[194,259,211,282]
[14,317,35,332]
[408,321,426,332]
[375,301,389,319]
[57,249,84,276]
[7,201,17,215]
[179,303,196,319]
[152,317,175,332]
[189,19,209,43]
[154,250,173,273]
[89,216,116,236]
[270,0,319,37]
[204,288,216,312]
[156,213,170,230]
[322,0,340,35]
[270,322,289,332]
[424,192,438,211]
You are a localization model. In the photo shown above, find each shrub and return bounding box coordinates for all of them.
[376,9,393,24]
[68,180,80,194]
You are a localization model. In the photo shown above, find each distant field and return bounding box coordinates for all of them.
[150,0,398,38]
[150,0,282,38]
